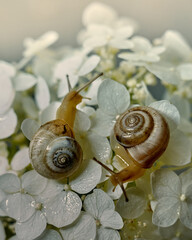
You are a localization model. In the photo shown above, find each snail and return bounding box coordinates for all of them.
[29,73,103,179]
[93,106,170,201]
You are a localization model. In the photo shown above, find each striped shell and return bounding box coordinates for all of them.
[29,119,83,179]
[114,106,170,168]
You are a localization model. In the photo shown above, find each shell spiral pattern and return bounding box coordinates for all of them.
[114,106,170,168]
[29,119,83,179]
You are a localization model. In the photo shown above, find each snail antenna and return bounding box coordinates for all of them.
[76,72,103,94]
[93,157,129,202]
[66,74,72,92]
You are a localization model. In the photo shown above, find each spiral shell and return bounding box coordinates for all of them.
[114,106,170,168]
[29,119,83,179]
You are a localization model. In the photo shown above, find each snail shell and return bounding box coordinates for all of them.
[114,106,170,168]
[29,119,83,179]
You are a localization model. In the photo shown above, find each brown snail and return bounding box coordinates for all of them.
[29,73,103,179]
[93,106,170,201]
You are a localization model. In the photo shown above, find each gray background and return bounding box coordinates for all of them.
[1,0,192,61]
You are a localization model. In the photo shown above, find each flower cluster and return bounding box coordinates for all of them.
[0,2,192,240]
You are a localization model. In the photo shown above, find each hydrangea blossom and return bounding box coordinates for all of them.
[0,1,192,239]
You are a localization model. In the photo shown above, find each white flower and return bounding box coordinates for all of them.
[83,189,123,239]
[54,53,100,98]
[119,36,165,63]
[151,168,192,229]
[23,31,59,58]
[144,31,192,85]
[0,147,30,175]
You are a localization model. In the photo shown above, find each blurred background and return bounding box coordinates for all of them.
[1,0,192,62]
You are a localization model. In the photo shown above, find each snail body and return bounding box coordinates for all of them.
[29,73,103,179]
[93,106,170,201]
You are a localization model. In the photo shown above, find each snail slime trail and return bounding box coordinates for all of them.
[29,73,103,179]
[93,106,170,202]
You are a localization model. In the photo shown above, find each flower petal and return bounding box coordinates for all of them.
[0,108,17,139]
[60,212,96,240]
[44,191,82,228]
[84,189,114,219]
[100,209,123,229]
[152,197,180,227]
[78,55,100,76]
[151,169,181,199]
[40,102,60,124]
[0,173,20,193]
[35,77,50,110]
[70,159,102,194]
[180,201,192,229]
[21,119,40,141]
[149,100,180,131]
[11,147,30,171]
[160,129,191,166]
[36,229,62,240]
[98,79,130,116]
[97,227,121,240]
[12,73,37,91]
[21,170,48,195]
[116,187,147,219]
[1,193,35,222]
[15,211,47,240]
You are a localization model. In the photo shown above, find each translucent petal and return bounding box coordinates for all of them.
[180,202,192,229]
[162,30,191,62]
[44,191,82,228]
[0,108,17,139]
[91,109,115,137]
[145,62,181,85]
[70,160,102,194]
[82,2,117,26]
[36,180,63,203]
[0,75,15,115]
[160,129,191,166]
[169,94,191,120]
[0,156,9,175]
[54,55,82,82]
[35,77,50,110]
[78,55,100,76]
[86,132,112,162]
[105,180,126,200]
[97,79,130,115]
[132,36,152,52]
[22,96,38,119]
[21,170,48,195]
[11,147,30,171]
[151,169,181,199]
[40,101,60,124]
[178,63,192,80]
[100,209,123,229]
[84,189,114,219]
[23,31,59,57]
[15,211,47,240]
[97,227,120,240]
[1,193,35,222]
[83,36,107,49]
[36,229,62,240]
[115,26,134,39]
[0,173,20,193]
[74,110,91,132]
[116,187,147,219]
[119,52,160,62]
[60,212,96,240]
[152,197,180,227]
[109,39,133,49]
[149,100,180,131]
[12,73,37,91]
[0,61,15,78]
[21,119,40,141]
[180,169,192,194]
